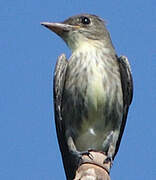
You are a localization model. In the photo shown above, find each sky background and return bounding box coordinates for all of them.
[0,0,156,179]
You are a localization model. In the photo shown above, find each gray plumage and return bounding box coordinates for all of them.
[41,14,133,180]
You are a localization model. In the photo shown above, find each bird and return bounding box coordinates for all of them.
[41,14,133,180]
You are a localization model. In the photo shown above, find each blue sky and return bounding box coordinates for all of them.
[1,0,156,179]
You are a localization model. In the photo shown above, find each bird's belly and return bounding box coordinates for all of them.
[63,62,123,152]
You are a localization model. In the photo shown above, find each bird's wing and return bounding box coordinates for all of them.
[54,54,80,180]
[114,55,133,158]
[53,53,68,154]
[54,54,77,180]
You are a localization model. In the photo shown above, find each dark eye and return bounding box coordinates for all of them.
[80,16,91,25]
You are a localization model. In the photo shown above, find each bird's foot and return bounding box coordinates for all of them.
[77,150,94,160]
[103,156,113,166]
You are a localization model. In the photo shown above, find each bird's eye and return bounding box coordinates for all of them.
[80,16,91,25]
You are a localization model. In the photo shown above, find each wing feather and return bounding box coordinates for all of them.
[53,54,71,177]
[114,55,133,158]
[53,54,78,180]
[54,54,68,135]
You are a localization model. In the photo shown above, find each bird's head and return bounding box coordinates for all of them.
[41,14,114,52]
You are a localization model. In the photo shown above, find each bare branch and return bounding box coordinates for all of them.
[74,151,111,180]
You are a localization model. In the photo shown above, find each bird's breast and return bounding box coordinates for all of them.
[62,50,123,151]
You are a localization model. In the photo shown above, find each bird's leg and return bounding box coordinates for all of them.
[69,149,95,162]
[102,130,118,165]
[103,144,114,165]
[103,155,113,165]
[77,149,94,160]
[67,136,94,160]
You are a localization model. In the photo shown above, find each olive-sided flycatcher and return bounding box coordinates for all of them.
[41,14,133,180]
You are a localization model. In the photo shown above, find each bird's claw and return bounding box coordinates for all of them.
[78,150,94,160]
[103,156,113,165]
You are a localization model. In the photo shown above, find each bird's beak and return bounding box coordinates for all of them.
[41,22,80,36]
